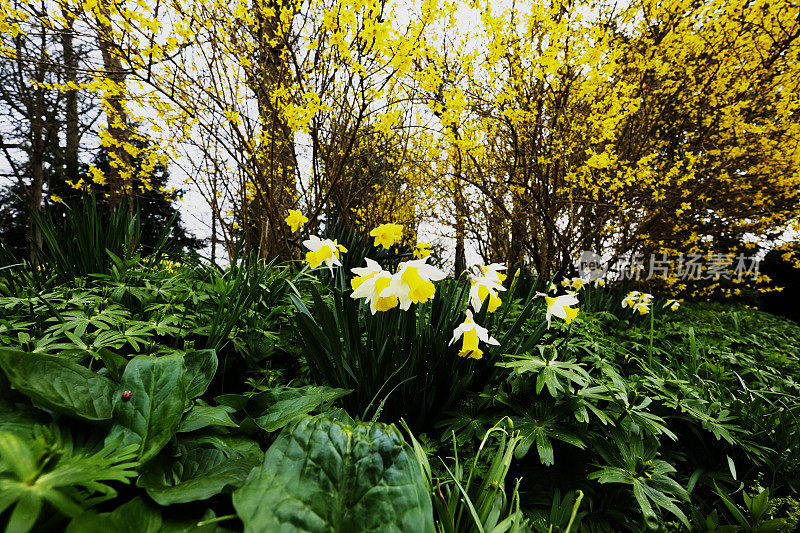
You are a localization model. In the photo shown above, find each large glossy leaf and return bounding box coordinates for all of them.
[138,435,260,505]
[66,497,162,533]
[248,385,351,432]
[106,355,186,463]
[233,415,434,533]
[177,404,238,433]
[184,349,218,398]
[0,348,114,421]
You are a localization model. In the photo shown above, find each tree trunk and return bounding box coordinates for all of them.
[96,1,132,216]
[247,0,296,261]
[26,24,47,262]
[61,8,79,179]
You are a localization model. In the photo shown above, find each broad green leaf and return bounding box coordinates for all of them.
[178,404,238,433]
[106,355,186,464]
[233,414,434,533]
[184,349,218,398]
[0,348,114,421]
[66,497,162,533]
[248,385,351,432]
[138,436,260,505]
[96,348,128,382]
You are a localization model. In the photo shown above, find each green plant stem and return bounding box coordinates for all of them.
[648,307,655,368]
[565,490,584,533]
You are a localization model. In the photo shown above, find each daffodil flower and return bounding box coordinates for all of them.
[413,242,431,259]
[381,257,446,310]
[664,299,680,311]
[469,263,507,312]
[545,294,580,327]
[480,263,507,283]
[285,209,308,233]
[370,223,403,249]
[449,310,499,359]
[622,291,652,314]
[350,259,398,313]
[303,235,347,273]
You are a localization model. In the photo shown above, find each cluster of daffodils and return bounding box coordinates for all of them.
[290,211,584,361]
[350,256,446,312]
[621,291,653,315]
[561,276,584,291]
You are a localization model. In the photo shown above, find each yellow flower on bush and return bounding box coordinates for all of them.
[285,209,308,233]
[381,257,445,310]
[350,258,398,314]
[545,293,580,327]
[449,310,499,359]
[303,235,347,273]
[413,242,431,259]
[469,263,507,312]
[370,223,403,249]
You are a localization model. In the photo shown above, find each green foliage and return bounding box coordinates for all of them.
[291,269,549,430]
[405,421,531,533]
[0,427,138,533]
[588,430,690,528]
[0,348,115,421]
[2,241,800,532]
[233,414,435,533]
[106,354,187,464]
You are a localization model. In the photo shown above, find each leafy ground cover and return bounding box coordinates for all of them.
[1,231,799,532]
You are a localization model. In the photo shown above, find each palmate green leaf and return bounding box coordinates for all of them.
[232,414,434,533]
[0,348,114,421]
[248,385,351,433]
[105,354,186,464]
[0,428,138,533]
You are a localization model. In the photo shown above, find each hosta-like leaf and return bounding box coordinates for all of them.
[138,436,260,505]
[248,385,351,432]
[233,414,434,533]
[66,497,162,533]
[105,354,186,464]
[0,348,114,421]
[177,404,238,433]
[184,349,218,399]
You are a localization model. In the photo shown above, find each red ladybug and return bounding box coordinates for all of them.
[121,390,132,402]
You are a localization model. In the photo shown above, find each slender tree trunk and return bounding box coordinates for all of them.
[248,0,296,260]
[61,8,79,179]
[453,176,466,276]
[26,23,47,262]
[96,1,132,216]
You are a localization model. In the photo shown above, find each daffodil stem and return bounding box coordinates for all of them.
[648,307,655,367]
